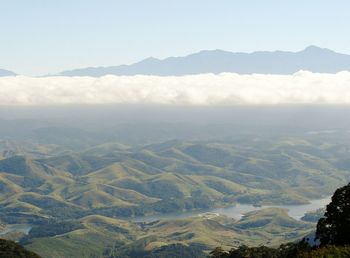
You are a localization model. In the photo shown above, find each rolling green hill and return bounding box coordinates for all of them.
[21,208,314,258]
[0,133,350,257]
[1,135,350,224]
[0,239,41,258]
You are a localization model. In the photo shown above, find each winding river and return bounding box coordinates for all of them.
[0,196,331,235]
[132,196,331,223]
[0,224,32,236]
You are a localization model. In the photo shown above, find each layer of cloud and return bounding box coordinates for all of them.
[0,72,350,105]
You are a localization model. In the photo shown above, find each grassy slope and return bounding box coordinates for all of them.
[0,135,349,257]
[25,215,138,258]
[1,136,350,223]
[0,239,41,258]
[24,208,315,257]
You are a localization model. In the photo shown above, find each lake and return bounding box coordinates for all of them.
[0,224,32,236]
[133,196,331,223]
[0,197,331,232]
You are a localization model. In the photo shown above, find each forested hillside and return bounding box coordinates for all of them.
[0,239,41,258]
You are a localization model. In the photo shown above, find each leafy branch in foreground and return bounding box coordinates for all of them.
[316,182,350,246]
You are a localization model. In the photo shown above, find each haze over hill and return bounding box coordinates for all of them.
[58,46,350,77]
[0,110,348,257]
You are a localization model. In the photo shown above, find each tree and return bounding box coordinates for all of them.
[227,245,278,258]
[316,182,350,246]
[209,247,228,258]
[0,239,41,258]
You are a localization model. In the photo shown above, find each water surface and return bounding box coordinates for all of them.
[0,224,32,236]
[133,196,331,223]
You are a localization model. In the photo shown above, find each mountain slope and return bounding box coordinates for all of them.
[23,209,314,258]
[0,239,41,258]
[1,135,349,224]
[0,69,16,77]
[58,46,350,76]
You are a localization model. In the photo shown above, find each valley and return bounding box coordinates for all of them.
[2,1,350,256]
[0,119,349,257]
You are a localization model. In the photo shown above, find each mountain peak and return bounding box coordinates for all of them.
[195,49,233,56]
[56,46,350,76]
[304,45,322,51]
[302,45,334,54]
[0,69,16,77]
[138,57,160,64]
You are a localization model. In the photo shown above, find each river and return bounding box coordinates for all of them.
[0,224,32,236]
[0,197,331,234]
[132,196,331,223]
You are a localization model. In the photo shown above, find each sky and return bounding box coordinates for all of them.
[1,0,350,76]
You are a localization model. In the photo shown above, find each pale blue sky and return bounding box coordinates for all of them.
[1,0,350,75]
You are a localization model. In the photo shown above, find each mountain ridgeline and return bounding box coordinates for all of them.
[0,69,16,77]
[2,46,350,77]
[58,46,350,76]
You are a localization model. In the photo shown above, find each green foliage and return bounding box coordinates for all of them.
[106,243,206,258]
[316,183,350,246]
[300,245,350,258]
[142,244,205,258]
[0,239,41,258]
[208,243,350,258]
[209,247,228,258]
[218,243,310,258]
[228,245,279,258]
[20,220,85,244]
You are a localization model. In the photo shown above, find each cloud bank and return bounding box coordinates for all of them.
[0,72,350,105]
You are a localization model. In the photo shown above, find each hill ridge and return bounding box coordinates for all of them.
[57,46,350,76]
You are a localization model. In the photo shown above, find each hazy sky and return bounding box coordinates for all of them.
[2,0,350,75]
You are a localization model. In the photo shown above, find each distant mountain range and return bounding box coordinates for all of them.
[58,46,350,77]
[0,69,16,77]
[2,46,350,77]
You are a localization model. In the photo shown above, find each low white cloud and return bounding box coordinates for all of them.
[0,71,350,105]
